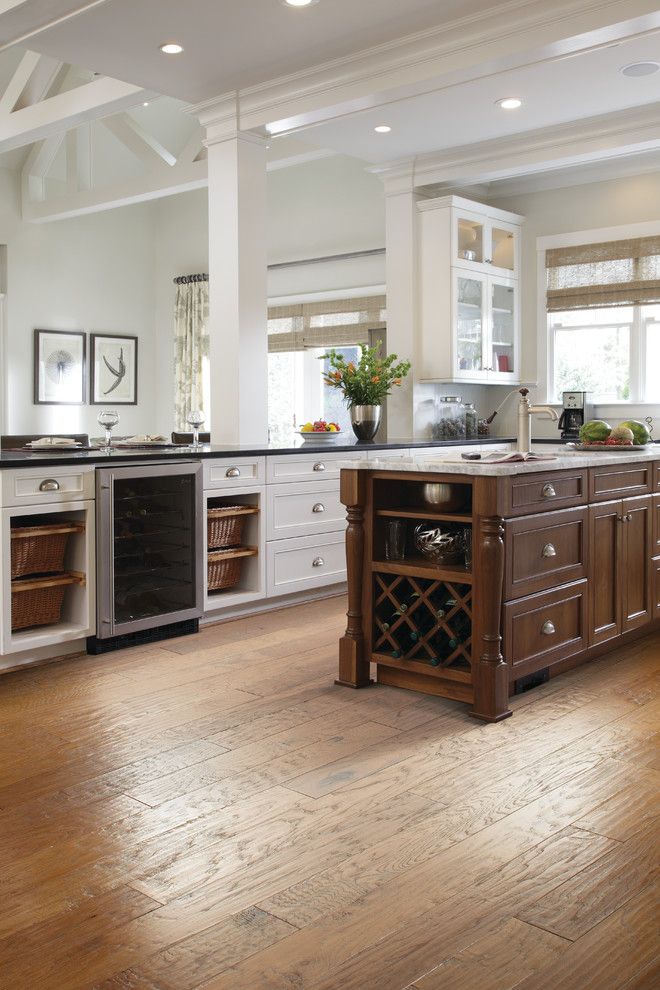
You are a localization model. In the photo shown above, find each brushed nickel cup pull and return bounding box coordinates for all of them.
[541,620,556,635]
[39,479,60,492]
[542,543,557,558]
[312,557,325,567]
[313,462,326,472]
[541,483,556,498]
[626,513,633,523]
[312,502,325,513]
[226,467,241,478]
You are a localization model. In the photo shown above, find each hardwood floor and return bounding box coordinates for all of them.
[0,596,658,990]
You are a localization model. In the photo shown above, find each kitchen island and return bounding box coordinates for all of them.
[337,447,660,722]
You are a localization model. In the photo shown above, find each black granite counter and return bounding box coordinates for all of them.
[0,436,515,469]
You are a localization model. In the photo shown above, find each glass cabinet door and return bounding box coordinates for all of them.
[489,223,517,273]
[456,214,485,265]
[455,273,487,376]
[489,279,516,378]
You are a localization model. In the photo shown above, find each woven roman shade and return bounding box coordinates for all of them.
[267,295,386,353]
[546,235,660,312]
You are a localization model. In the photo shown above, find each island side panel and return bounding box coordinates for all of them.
[337,468,372,688]
[470,476,512,722]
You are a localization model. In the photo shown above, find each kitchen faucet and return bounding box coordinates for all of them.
[517,388,558,453]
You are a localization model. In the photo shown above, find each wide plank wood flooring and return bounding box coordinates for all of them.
[0,596,658,989]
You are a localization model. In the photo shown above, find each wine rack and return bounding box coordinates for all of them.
[373,573,472,673]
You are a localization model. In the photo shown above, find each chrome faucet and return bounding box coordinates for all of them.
[517,388,558,453]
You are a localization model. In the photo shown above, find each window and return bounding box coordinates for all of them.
[267,296,386,443]
[546,235,660,402]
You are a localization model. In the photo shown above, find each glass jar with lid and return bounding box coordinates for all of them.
[432,396,466,441]
[464,402,478,440]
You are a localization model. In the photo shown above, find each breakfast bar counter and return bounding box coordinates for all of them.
[337,447,660,722]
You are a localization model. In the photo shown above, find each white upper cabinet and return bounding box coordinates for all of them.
[418,196,523,384]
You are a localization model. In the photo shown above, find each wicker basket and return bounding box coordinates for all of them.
[207,506,258,550]
[11,574,78,631]
[208,547,258,592]
[11,522,82,579]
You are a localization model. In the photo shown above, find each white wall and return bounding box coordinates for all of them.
[0,167,156,438]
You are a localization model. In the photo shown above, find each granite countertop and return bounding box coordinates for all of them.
[340,445,660,477]
[0,436,514,469]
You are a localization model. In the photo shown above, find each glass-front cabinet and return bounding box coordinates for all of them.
[418,195,523,384]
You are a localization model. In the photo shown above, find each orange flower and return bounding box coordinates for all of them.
[332,370,342,380]
[347,362,355,373]
[371,375,380,383]
[393,378,401,385]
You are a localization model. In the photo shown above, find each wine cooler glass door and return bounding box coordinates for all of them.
[97,461,203,638]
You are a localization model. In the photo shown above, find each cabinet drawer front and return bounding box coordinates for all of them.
[589,464,651,501]
[504,508,587,599]
[267,532,346,596]
[203,457,265,489]
[655,462,660,492]
[653,494,660,552]
[653,556,660,620]
[503,581,587,680]
[267,482,344,540]
[1,467,95,506]
[267,451,363,484]
[503,470,587,516]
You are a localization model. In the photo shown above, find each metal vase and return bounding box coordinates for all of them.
[350,404,382,443]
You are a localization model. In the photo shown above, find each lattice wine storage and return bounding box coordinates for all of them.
[373,573,472,673]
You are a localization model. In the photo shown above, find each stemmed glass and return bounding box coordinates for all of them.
[97,409,120,449]
[187,409,205,448]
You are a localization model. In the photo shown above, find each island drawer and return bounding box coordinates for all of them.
[503,580,587,680]
[501,469,588,517]
[589,463,651,501]
[266,481,344,541]
[203,457,265,490]
[654,495,660,552]
[1,467,95,507]
[266,532,346,596]
[504,507,588,599]
[654,557,660,619]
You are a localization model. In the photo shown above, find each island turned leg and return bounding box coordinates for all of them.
[470,515,512,722]
[336,469,372,688]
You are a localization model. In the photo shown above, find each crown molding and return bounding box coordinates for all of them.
[370,103,660,190]
[232,0,660,134]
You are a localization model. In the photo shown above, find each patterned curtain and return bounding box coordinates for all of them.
[174,278,209,430]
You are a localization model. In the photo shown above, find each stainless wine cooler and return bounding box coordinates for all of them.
[94,461,203,642]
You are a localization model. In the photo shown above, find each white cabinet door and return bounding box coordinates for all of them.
[452,270,489,381]
[267,481,344,541]
[1,466,95,507]
[266,450,362,484]
[203,457,265,490]
[267,532,346,596]
[487,275,519,383]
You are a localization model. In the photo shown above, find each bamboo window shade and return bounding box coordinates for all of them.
[267,295,386,352]
[546,235,660,312]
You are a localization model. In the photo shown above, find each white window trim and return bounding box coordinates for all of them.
[536,219,660,406]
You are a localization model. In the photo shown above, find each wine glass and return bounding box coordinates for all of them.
[187,409,205,448]
[98,409,119,449]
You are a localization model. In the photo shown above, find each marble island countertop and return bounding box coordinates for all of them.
[340,444,660,476]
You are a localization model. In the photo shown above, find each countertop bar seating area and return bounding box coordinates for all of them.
[1,2,659,988]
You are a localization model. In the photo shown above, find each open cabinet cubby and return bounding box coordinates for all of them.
[204,490,265,611]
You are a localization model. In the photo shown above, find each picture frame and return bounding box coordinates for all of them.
[90,333,138,405]
[34,329,87,405]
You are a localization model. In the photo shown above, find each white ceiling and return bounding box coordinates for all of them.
[0,0,504,103]
[294,33,660,163]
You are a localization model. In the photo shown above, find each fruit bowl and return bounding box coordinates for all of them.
[298,419,341,441]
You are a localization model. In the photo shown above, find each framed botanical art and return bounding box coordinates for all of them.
[90,333,138,405]
[34,329,86,405]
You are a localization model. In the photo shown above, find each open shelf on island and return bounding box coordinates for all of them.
[375,507,472,523]
[373,558,473,582]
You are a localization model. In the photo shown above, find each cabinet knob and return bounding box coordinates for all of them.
[312,556,325,567]
[226,467,241,478]
[39,479,60,492]
[312,502,325,513]
[541,620,556,636]
[541,483,556,498]
[313,462,326,472]
[485,258,493,264]
[542,543,557,558]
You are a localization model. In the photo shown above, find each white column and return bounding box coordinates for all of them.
[201,100,268,444]
[383,169,418,439]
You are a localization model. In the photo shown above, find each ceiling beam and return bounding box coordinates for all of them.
[0,49,40,113]
[0,75,150,154]
[13,54,63,109]
[101,112,177,168]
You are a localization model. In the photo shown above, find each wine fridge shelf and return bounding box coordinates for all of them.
[372,572,472,676]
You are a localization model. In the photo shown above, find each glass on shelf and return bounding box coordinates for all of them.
[385,520,406,561]
[432,396,466,441]
[97,409,119,449]
[187,409,205,447]
[464,402,478,440]
[457,217,483,264]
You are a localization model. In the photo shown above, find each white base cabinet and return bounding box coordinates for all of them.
[267,531,347,597]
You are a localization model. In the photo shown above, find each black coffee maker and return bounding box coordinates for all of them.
[557,391,591,439]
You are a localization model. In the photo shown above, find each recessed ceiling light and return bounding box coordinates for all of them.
[159,43,183,54]
[374,125,392,133]
[142,101,150,107]
[621,61,660,77]
[496,97,522,110]
[283,0,317,7]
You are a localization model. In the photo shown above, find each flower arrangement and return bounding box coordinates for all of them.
[321,342,411,407]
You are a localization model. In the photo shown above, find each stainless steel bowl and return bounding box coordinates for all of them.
[421,483,466,512]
